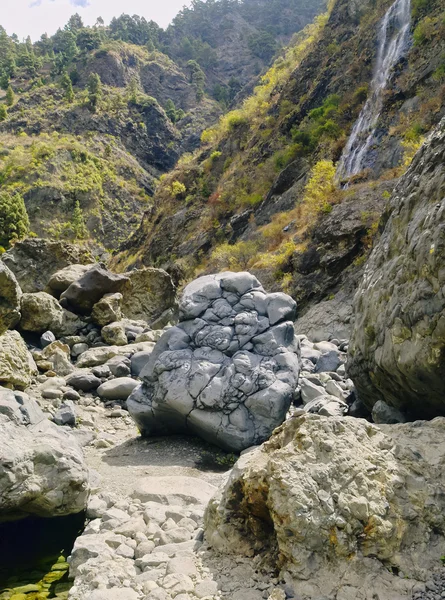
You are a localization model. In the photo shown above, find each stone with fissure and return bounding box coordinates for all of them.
[128,272,300,451]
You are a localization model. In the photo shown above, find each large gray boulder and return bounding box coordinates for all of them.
[0,261,22,335]
[205,414,445,599]
[348,121,445,418]
[0,387,89,522]
[2,238,93,293]
[60,265,129,315]
[128,272,300,452]
[120,268,177,326]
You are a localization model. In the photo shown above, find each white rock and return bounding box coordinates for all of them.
[133,476,217,507]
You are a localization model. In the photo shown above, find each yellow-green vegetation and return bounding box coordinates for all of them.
[207,160,339,281]
[170,180,187,196]
[0,131,152,246]
[200,11,331,147]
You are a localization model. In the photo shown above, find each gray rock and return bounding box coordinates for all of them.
[47,263,95,297]
[60,264,129,315]
[97,377,139,400]
[54,401,76,426]
[66,372,102,392]
[315,350,343,373]
[0,261,22,335]
[348,120,445,418]
[92,365,111,379]
[371,400,406,424]
[72,343,89,357]
[107,355,132,376]
[40,341,74,376]
[131,351,153,377]
[40,331,56,349]
[299,378,325,404]
[0,393,89,522]
[128,272,300,452]
[63,389,81,402]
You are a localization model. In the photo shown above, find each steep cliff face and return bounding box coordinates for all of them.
[348,119,445,418]
[114,0,445,333]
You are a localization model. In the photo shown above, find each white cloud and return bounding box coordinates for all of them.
[3,0,191,41]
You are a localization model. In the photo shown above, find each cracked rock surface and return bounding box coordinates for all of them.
[128,272,300,451]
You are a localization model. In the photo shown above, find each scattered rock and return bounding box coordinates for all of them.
[66,371,102,392]
[372,400,407,424]
[40,330,56,349]
[92,293,123,327]
[97,378,139,400]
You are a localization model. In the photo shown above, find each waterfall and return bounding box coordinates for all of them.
[336,0,411,180]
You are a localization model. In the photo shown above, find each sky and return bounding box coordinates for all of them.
[2,0,193,41]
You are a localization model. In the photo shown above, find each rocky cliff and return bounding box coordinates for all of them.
[348,118,445,419]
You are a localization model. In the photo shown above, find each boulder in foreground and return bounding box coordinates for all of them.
[205,414,445,599]
[0,388,89,522]
[128,272,300,452]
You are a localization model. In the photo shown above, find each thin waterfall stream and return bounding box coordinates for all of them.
[336,0,411,180]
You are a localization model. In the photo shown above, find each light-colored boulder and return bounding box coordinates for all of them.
[205,414,445,598]
[20,292,83,337]
[0,330,38,389]
[128,272,300,452]
[91,293,123,326]
[0,392,89,522]
[102,321,128,346]
[97,377,139,400]
[120,267,177,325]
[40,341,74,376]
[76,342,155,368]
[0,261,22,335]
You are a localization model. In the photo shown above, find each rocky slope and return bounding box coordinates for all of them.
[114,0,445,338]
[0,1,326,252]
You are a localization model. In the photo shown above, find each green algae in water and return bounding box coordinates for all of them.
[0,513,85,599]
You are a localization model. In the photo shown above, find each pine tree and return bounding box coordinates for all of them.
[61,72,74,103]
[127,76,139,104]
[0,104,7,122]
[0,192,30,248]
[5,85,14,107]
[71,200,88,239]
[87,72,102,112]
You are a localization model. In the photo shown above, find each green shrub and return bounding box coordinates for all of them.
[170,180,186,196]
[0,191,30,248]
[413,17,435,45]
